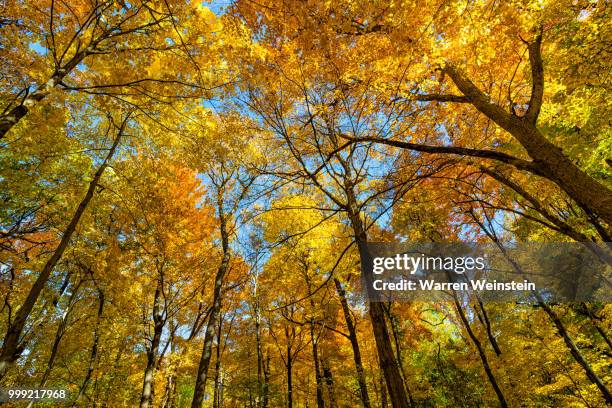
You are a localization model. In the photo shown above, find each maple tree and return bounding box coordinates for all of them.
[0,1,610,407]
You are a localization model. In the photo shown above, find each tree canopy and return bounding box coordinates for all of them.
[0,0,610,407]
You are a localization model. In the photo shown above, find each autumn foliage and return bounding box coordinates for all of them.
[0,0,610,407]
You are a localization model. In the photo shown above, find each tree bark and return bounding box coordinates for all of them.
[380,372,388,408]
[477,166,612,263]
[333,278,372,408]
[321,358,337,408]
[287,349,293,408]
[303,267,325,408]
[348,207,410,408]
[139,281,165,408]
[213,316,223,408]
[473,296,502,357]
[161,320,178,408]
[262,353,270,408]
[191,194,231,408]
[254,299,267,408]
[255,307,264,407]
[384,305,415,407]
[538,300,612,404]
[578,303,612,351]
[310,323,325,408]
[100,340,126,408]
[510,259,612,404]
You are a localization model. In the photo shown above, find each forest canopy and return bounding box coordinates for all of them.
[0,0,610,407]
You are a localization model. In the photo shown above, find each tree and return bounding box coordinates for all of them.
[0,111,130,379]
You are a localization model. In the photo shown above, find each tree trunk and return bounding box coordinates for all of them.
[38,279,82,387]
[477,166,612,253]
[384,305,415,407]
[348,206,410,408]
[452,293,508,408]
[310,323,325,408]
[139,282,165,408]
[262,353,270,408]
[366,301,410,408]
[472,296,502,356]
[0,118,127,379]
[482,231,612,404]
[161,375,176,408]
[538,300,612,404]
[333,278,372,408]
[191,195,231,408]
[380,372,388,408]
[287,353,293,408]
[25,279,82,408]
[161,320,178,408]
[73,289,105,406]
[213,316,223,408]
[100,341,126,408]
[321,358,337,408]
[336,166,409,408]
[255,304,265,408]
[445,64,612,226]
[304,270,325,408]
[577,303,612,351]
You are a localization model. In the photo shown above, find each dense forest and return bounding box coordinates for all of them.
[0,0,610,407]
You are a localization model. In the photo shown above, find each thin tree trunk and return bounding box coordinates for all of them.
[310,323,325,408]
[161,319,178,408]
[538,300,612,404]
[287,351,293,408]
[0,116,128,380]
[284,112,410,407]
[333,277,372,408]
[161,375,176,408]
[478,166,612,253]
[191,193,231,408]
[579,303,612,351]
[593,323,612,351]
[38,279,82,387]
[25,279,82,408]
[255,304,264,407]
[213,315,223,408]
[73,289,105,406]
[321,358,337,408]
[304,269,325,408]
[384,305,415,407]
[477,218,612,404]
[100,341,126,408]
[262,353,270,408]
[452,292,508,408]
[471,292,502,356]
[139,281,165,408]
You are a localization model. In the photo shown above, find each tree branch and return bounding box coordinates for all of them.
[413,94,470,103]
[443,63,517,132]
[525,29,544,124]
[338,134,541,175]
